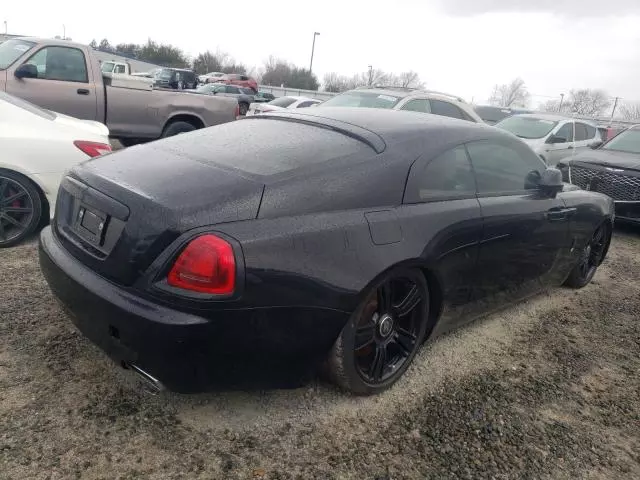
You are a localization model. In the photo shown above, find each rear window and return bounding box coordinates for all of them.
[496,116,558,139]
[0,91,55,120]
[268,97,297,108]
[474,106,512,124]
[154,118,371,176]
[321,91,401,109]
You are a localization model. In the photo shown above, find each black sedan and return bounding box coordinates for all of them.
[558,125,640,224]
[39,108,614,395]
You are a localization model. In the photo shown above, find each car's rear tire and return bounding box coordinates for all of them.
[564,222,611,289]
[0,170,43,248]
[238,102,249,116]
[161,121,197,138]
[327,267,429,395]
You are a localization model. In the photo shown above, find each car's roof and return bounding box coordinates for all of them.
[352,87,466,103]
[286,96,320,101]
[260,107,500,146]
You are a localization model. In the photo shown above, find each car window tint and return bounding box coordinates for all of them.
[554,123,574,142]
[268,97,297,108]
[228,86,240,94]
[466,140,545,194]
[585,124,596,139]
[24,46,88,83]
[406,146,476,203]
[574,123,589,141]
[400,99,431,113]
[430,100,465,120]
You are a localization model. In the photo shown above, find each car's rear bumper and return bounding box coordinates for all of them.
[39,226,348,392]
[614,201,640,224]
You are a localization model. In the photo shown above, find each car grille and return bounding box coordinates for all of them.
[570,165,640,201]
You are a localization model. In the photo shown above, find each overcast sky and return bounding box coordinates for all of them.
[4,0,640,105]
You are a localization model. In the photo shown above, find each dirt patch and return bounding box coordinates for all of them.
[1,228,639,479]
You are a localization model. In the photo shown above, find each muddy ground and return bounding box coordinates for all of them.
[1,227,639,479]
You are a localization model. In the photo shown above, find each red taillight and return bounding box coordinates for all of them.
[167,234,236,295]
[74,140,112,158]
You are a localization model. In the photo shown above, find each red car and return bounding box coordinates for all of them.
[219,73,258,92]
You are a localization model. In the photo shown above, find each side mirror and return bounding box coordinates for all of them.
[589,140,603,149]
[546,135,567,144]
[14,63,38,79]
[538,167,564,194]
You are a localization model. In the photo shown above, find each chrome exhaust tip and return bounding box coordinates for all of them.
[124,363,165,394]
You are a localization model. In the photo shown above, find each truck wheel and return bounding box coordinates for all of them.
[239,102,249,116]
[0,170,43,248]
[162,121,197,138]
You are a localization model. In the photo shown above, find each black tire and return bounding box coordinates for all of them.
[327,268,429,395]
[238,102,249,116]
[161,121,197,138]
[0,170,43,248]
[564,222,611,289]
[118,138,140,148]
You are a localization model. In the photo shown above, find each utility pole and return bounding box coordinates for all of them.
[309,32,320,73]
[610,96,620,122]
[368,65,373,86]
[558,93,565,112]
[3,20,7,36]
[62,24,66,40]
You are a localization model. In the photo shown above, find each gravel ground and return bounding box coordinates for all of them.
[1,227,639,479]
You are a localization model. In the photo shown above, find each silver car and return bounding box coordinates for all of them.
[496,114,602,166]
[320,86,484,123]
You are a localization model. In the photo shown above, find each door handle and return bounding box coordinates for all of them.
[546,207,577,221]
[77,88,90,95]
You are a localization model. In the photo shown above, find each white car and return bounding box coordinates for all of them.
[495,114,602,166]
[246,96,322,116]
[0,92,111,247]
[198,72,225,84]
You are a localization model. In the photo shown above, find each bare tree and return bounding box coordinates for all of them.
[388,71,425,88]
[192,50,245,75]
[565,89,611,116]
[489,78,530,108]
[618,102,640,121]
[261,56,319,90]
[323,72,351,93]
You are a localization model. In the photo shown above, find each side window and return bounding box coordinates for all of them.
[554,123,574,142]
[296,101,315,108]
[400,99,431,113]
[574,123,589,141]
[114,64,126,74]
[228,86,241,94]
[240,75,249,81]
[467,140,545,194]
[24,46,88,83]
[585,124,596,139]
[405,146,476,203]
[430,100,465,120]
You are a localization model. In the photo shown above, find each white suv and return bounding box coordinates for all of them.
[320,87,484,123]
[495,114,602,166]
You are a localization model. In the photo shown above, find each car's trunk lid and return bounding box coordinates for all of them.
[54,143,264,286]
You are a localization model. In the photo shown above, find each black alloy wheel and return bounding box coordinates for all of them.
[564,223,610,288]
[328,268,429,395]
[0,172,42,248]
[239,102,249,116]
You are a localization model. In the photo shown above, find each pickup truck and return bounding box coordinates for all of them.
[0,37,238,146]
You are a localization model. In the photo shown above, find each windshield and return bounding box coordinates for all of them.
[601,128,640,154]
[496,116,558,139]
[0,39,36,70]
[321,91,401,109]
[268,97,297,108]
[154,69,173,80]
[0,91,56,120]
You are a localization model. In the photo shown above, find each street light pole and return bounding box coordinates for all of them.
[368,65,373,86]
[3,20,7,36]
[62,24,66,40]
[558,93,565,112]
[309,32,320,73]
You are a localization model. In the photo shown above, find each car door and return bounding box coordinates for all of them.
[400,144,483,330]
[545,121,575,166]
[6,45,98,121]
[466,138,569,313]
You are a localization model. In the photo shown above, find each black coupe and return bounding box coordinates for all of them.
[39,108,614,395]
[559,125,640,224]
